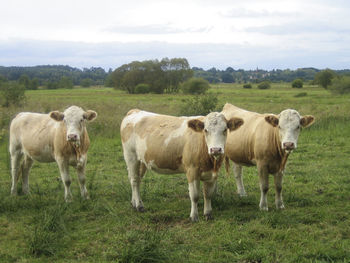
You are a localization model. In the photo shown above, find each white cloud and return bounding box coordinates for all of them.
[0,0,349,69]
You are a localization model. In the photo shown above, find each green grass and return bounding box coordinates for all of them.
[0,84,349,262]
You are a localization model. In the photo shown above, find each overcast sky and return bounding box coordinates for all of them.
[1,0,349,70]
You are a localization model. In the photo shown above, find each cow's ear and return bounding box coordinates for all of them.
[188,119,205,132]
[50,111,64,121]
[84,110,97,121]
[265,114,279,127]
[227,117,244,131]
[300,115,315,128]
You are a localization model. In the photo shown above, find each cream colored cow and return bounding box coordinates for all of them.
[222,103,314,210]
[9,106,97,201]
[121,109,243,221]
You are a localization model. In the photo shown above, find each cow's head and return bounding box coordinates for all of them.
[188,112,244,157]
[50,106,97,144]
[265,109,314,152]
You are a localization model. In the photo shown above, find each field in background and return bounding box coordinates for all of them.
[0,83,349,262]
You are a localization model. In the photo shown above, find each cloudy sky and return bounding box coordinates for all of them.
[1,0,349,70]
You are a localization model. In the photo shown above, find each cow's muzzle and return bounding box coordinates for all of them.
[67,134,78,142]
[283,142,295,152]
[210,147,223,157]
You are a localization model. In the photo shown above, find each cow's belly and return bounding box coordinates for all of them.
[23,145,55,163]
[144,160,184,175]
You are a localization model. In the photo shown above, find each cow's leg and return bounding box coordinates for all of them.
[257,164,269,211]
[274,171,285,209]
[187,168,200,222]
[124,150,144,212]
[56,158,73,202]
[203,180,216,220]
[21,155,33,195]
[233,163,247,197]
[10,148,22,195]
[76,163,89,200]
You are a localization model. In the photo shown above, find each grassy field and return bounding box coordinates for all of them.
[0,83,349,262]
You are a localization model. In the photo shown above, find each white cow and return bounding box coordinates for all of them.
[9,106,97,201]
[121,109,243,221]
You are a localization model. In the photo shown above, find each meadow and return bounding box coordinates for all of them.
[0,83,349,263]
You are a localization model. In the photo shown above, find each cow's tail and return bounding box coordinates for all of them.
[225,156,230,177]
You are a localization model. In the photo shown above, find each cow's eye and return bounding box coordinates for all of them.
[296,125,300,130]
[223,130,227,135]
[204,129,208,133]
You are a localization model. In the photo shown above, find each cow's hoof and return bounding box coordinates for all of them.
[276,204,285,210]
[190,215,199,222]
[204,213,214,221]
[259,205,268,211]
[136,206,145,212]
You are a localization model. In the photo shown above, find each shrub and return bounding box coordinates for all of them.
[181,78,210,94]
[0,81,26,107]
[294,92,307,97]
[180,93,218,116]
[330,76,350,94]
[292,78,303,88]
[257,81,271,90]
[135,83,151,94]
[243,83,252,89]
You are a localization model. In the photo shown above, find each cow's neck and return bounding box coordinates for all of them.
[273,127,289,172]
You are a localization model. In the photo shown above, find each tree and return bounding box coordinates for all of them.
[111,58,193,94]
[314,69,336,89]
[330,76,350,94]
[28,78,39,90]
[58,76,73,89]
[181,78,210,94]
[81,78,93,88]
[221,73,234,83]
[0,81,26,107]
[46,81,59,89]
[292,78,303,88]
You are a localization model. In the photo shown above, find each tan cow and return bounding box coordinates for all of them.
[222,103,314,210]
[121,109,243,221]
[9,106,97,201]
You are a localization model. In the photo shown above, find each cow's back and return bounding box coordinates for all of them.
[10,112,57,162]
[121,110,190,173]
[222,104,277,165]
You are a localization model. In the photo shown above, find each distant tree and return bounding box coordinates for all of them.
[0,81,25,107]
[292,78,303,88]
[28,78,39,90]
[221,73,234,83]
[330,76,350,94]
[243,83,252,89]
[257,81,271,89]
[225,67,234,73]
[111,58,192,94]
[58,76,73,89]
[314,69,336,89]
[181,78,210,94]
[134,83,150,94]
[19,74,30,89]
[81,78,93,88]
[46,81,59,89]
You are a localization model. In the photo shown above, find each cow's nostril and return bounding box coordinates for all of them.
[210,147,222,155]
[68,134,78,141]
[283,142,295,150]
